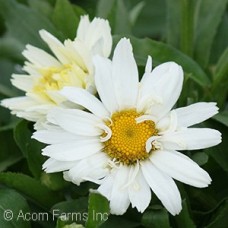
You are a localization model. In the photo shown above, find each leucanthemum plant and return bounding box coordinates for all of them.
[1,15,112,125]
[33,38,221,215]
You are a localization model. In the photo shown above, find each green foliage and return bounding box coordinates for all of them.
[0,130,22,172]
[52,197,88,224]
[97,0,145,35]
[206,199,228,228]
[0,0,227,227]
[0,37,24,63]
[205,121,228,172]
[174,200,195,228]
[40,172,70,191]
[0,189,31,228]
[194,0,228,68]
[141,206,170,228]
[0,172,64,209]
[0,0,60,48]
[97,0,130,35]
[14,120,45,178]
[86,193,110,228]
[52,0,80,40]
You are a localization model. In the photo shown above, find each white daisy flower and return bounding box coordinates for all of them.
[1,15,112,124]
[33,38,221,215]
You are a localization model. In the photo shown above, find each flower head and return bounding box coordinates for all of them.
[1,15,112,123]
[33,38,221,215]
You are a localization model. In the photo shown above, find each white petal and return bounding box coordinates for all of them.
[64,39,91,73]
[77,16,112,57]
[140,56,153,84]
[128,168,151,212]
[39,29,69,64]
[123,162,140,188]
[139,62,183,119]
[1,96,47,122]
[66,153,109,185]
[1,96,38,111]
[93,55,118,113]
[145,56,152,73]
[151,150,211,187]
[156,111,177,133]
[175,102,219,127]
[141,160,182,215]
[98,166,131,215]
[24,104,55,113]
[91,17,112,57]
[47,108,103,136]
[22,44,61,67]
[60,87,109,118]
[42,139,103,161]
[16,111,44,122]
[97,174,114,200]
[109,166,131,215]
[23,62,40,76]
[11,74,34,92]
[43,158,75,173]
[160,128,222,150]
[32,129,83,144]
[77,15,90,39]
[112,38,139,110]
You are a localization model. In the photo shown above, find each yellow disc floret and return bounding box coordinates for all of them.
[104,110,158,165]
[32,64,88,104]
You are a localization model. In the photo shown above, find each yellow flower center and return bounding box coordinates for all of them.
[32,64,88,104]
[104,110,158,165]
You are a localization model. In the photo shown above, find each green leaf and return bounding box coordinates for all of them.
[132,0,166,38]
[0,189,31,228]
[86,193,110,228]
[56,220,84,228]
[114,0,131,35]
[174,199,195,228]
[72,5,87,18]
[0,84,17,98]
[100,215,140,228]
[166,0,195,57]
[194,0,228,68]
[52,0,80,40]
[0,0,61,48]
[205,120,228,172]
[0,130,22,172]
[96,0,115,18]
[213,111,228,127]
[210,12,228,64]
[206,199,228,228]
[215,47,228,81]
[166,0,181,48]
[40,172,70,191]
[129,1,145,26]
[179,0,195,57]
[97,0,131,35]
[0,37,24,62]
[28,0,53,18]
[14,120,45,178]
[141,206,169,228]
[51,197,88,224]
[0,119,19,132]
[212,48,228,106]
[191,152,209,166]
[0,172,63,209]
[114,35,210,87]
[0,59,21,98]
